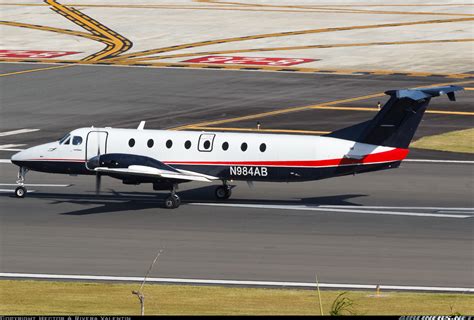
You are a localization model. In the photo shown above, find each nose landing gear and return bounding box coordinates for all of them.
[15,167,29,198]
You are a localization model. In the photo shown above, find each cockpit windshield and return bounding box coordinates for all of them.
[59,133,71,144]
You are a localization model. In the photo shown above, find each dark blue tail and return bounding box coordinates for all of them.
[326,85,464,148]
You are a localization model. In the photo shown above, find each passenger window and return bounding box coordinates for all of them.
[185,140,191,149]
[147,139,154,148]
[241,142,247,152]
[260,143,266,152]
[203,140,211,150]
[129,138,135,147]
[222,142,229,151]
[72,136,83,146]
[166,139,173,149]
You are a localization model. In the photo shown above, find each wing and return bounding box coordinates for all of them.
[95,165,218,182]
[87,153,218,183]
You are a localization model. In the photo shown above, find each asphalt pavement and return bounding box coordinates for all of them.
[0,63,472,288]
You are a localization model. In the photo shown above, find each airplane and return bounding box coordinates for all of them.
[10,85,463,208]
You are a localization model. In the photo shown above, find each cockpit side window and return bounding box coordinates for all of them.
[64,137,71,145]
[59,134,71,144]
[72,136,83,145]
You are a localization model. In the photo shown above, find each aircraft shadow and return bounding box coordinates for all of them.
[1,185,366,216]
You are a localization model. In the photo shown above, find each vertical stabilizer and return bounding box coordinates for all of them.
[327,85,464,148]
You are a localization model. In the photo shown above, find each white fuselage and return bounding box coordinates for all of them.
[12,127,407,182]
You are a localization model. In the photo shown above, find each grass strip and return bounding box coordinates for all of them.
[0,280,473,315]
[411,128,474,154]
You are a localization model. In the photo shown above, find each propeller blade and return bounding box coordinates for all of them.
[96,132,101,169]
[94,132,103,195]
[95,173,101,195]
[96,131,101,156]
[247,181,254,189]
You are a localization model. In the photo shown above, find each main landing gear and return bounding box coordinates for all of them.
[15,167,29,198]
[163,181,233,209]
[164,184,181,209]
[215,181,232,200]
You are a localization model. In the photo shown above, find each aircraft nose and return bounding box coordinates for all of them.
[11,150,26,166]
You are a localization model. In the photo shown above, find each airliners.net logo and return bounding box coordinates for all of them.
[400,316,473,320]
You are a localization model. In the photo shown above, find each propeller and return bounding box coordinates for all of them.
[95,172,102,195]
[95,132,102,195]
[246,181,254,189]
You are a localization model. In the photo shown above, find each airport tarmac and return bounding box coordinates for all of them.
[1,63,472,149]
[0,63,473,289]
[0,161,473,288]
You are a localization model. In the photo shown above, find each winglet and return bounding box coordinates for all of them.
[137,121,146,130]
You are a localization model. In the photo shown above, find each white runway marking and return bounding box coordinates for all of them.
[0,144,25,151]
[0,183,72,187]
[190,203,473,219]
[0,272,471,293]
[320,205,474,211]
[437,210,474,214]
[404,159,474,164]
[0,189,35,193]
[0,128,39,137]
[0,159,11,163]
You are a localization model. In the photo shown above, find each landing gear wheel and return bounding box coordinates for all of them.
[164,194,180,209]
[15,186,26,198]
[173,194,181,207]
[215,186,231,200]
[15,167,29,199]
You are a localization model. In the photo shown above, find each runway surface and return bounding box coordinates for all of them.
[0,63,473,288]
[1,63,472,151]
[1,162,473,288]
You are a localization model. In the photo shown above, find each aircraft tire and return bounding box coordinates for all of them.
[15,186,27,198]
[173,194,181,207]
[215,186,231,200]
[164,195,180,209]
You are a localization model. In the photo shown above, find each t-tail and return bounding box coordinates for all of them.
[326,85,464,148]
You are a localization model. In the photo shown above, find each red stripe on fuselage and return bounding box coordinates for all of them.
[25,148,409,168]
[165,148,409,167]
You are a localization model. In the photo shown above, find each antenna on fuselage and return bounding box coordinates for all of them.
[137,121,146,130]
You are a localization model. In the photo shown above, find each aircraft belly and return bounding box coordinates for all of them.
[170,162,399,182]
[15,160,90,175]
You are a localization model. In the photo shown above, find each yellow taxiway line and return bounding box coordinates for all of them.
[0,20,113,44]
[109,16,474,61]
[1,59,471,80]
[170,92,385,130]
[45,0,131,61]
[0,65,72,77]
[127,38,474,63]
[198,0,473,16]
[311,105,474,116]
[2,2,471,17]
[171,80,474,130]
[185,126,330,135]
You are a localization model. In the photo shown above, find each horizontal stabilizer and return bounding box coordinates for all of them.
[385,85,463,101]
